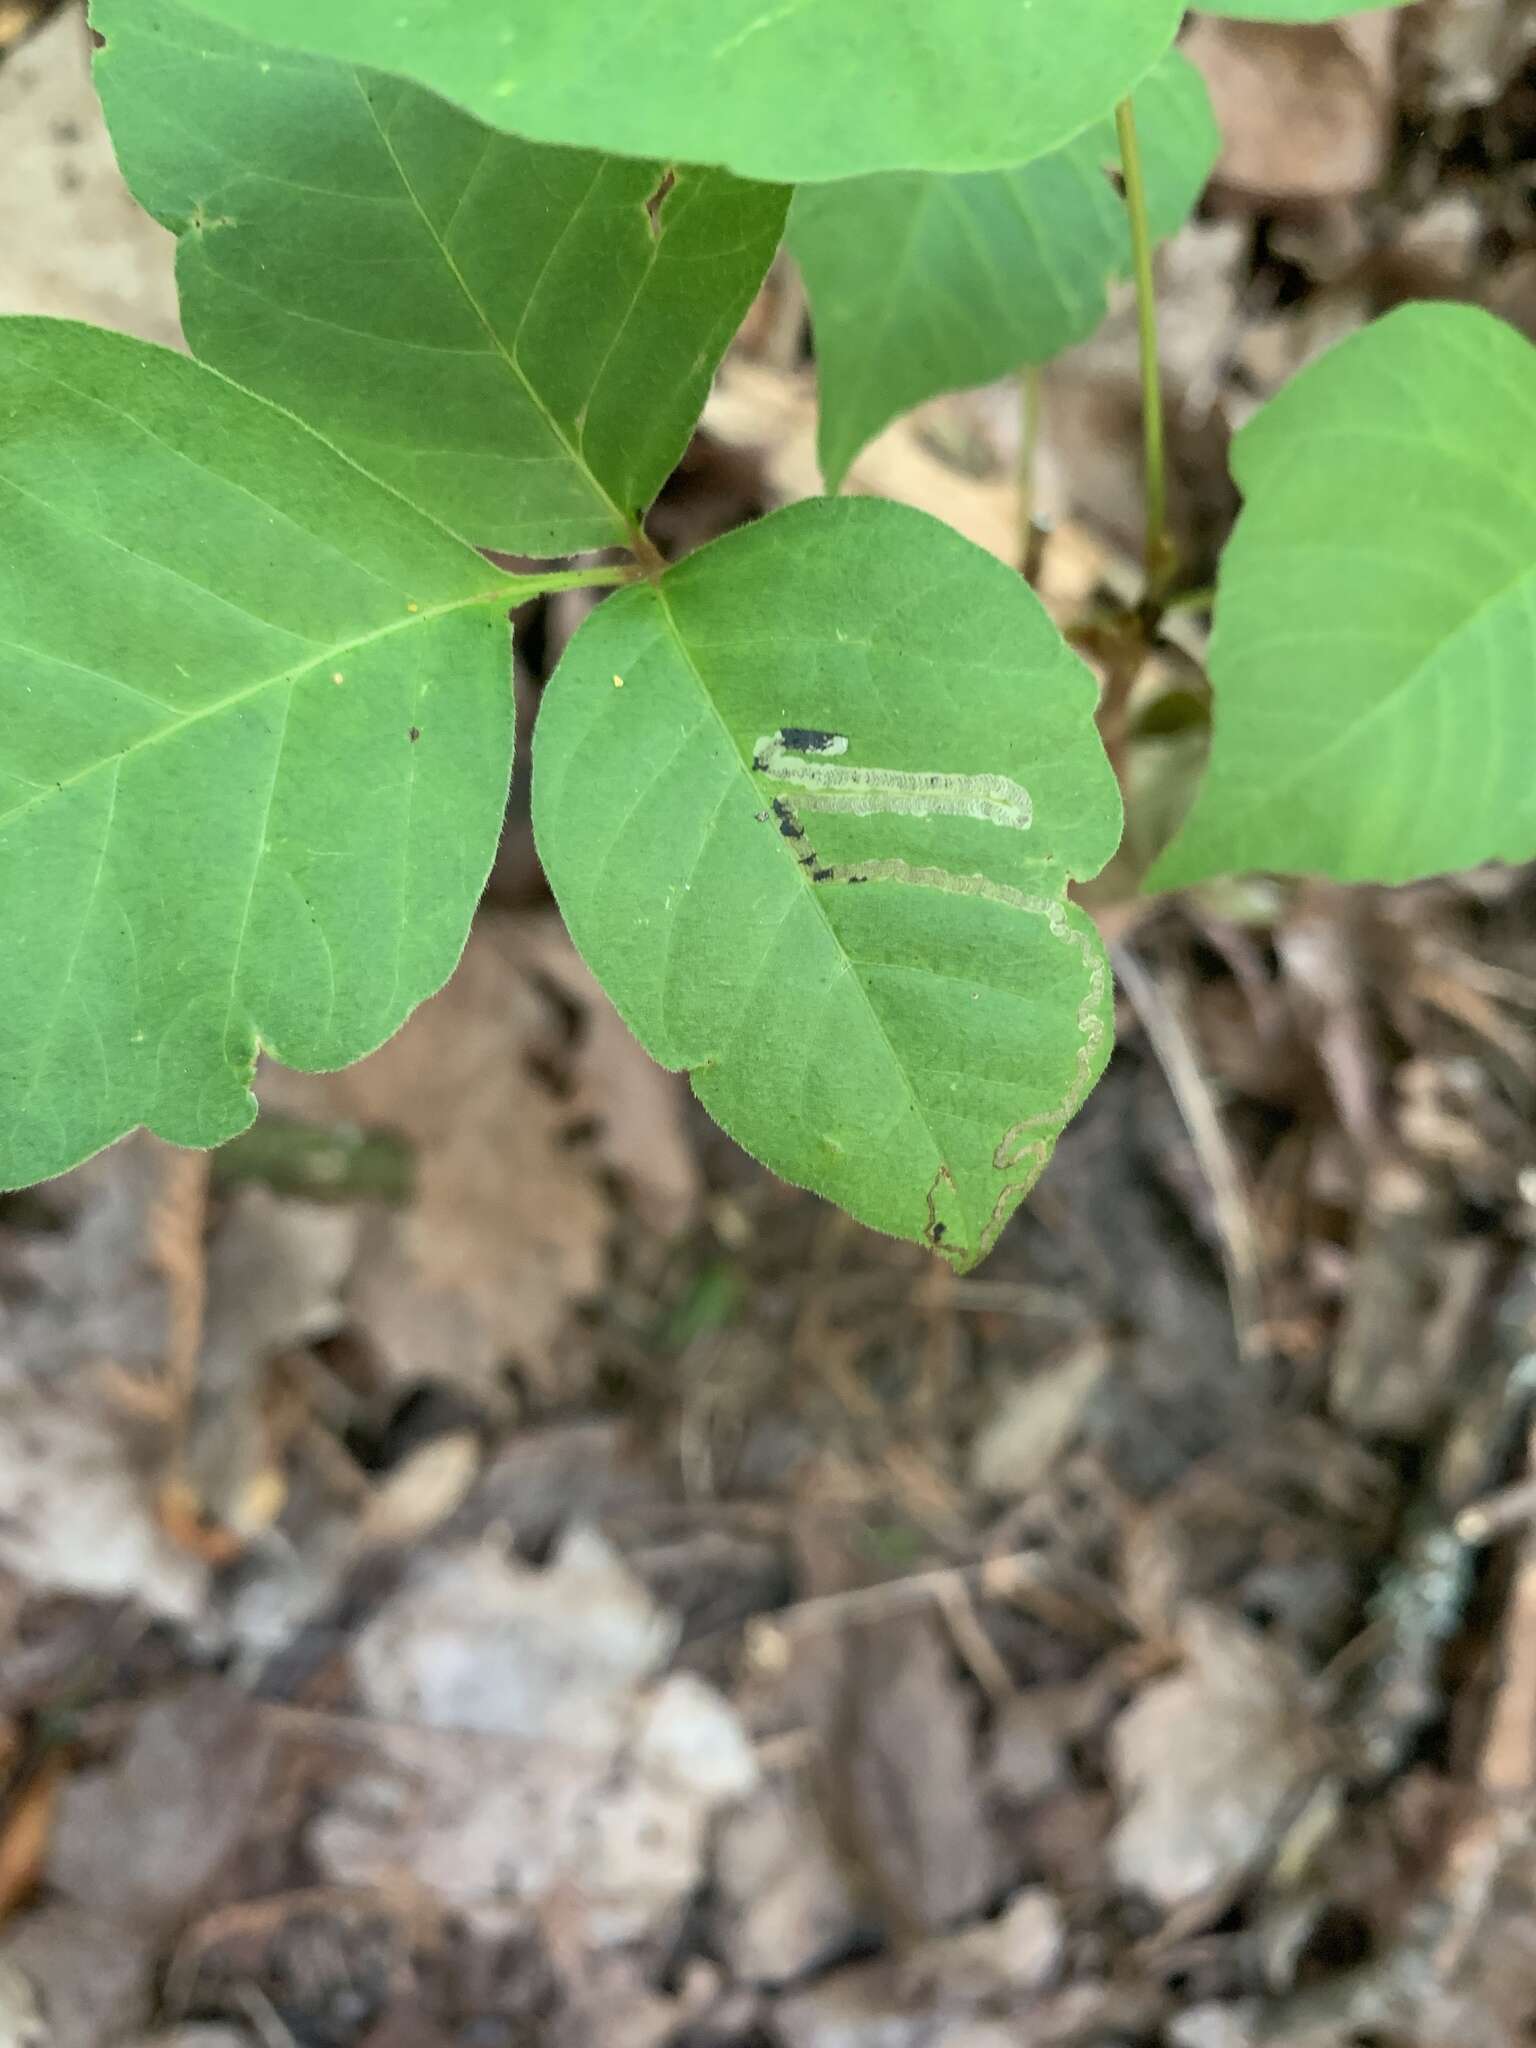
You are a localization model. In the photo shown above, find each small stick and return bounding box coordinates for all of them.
[1113,939,1268,1364]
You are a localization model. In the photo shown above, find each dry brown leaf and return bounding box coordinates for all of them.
[47,1682,275,1932]
[709,1762,865,1987]
[968,1341,1111,1500]
[0,1902,154,2048]
[805,1613,999,1944]
[0,1754,60,1929]
[0,3,180,343]
[1184,14,1399,201]
[1110,1606,1331,1911]
[312,1533,756,1945]
[356,1429,482,1548]
[702,357,1113,620]
[260,913,695,1398]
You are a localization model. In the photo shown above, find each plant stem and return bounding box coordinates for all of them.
[498,561,643,602]
[1114,95,1175,605]
[627,521,669,579]
[1016,362,1044,578]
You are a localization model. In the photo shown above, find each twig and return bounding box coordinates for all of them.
[746,1548,1052,1660]
[1437,1422,1536,1974]
[1017,361,1046,580]
[1458,1475,1536,1546]
[932,1573,1017,1707]
[150,1146,209,1419]
[1112,939,1268,1364]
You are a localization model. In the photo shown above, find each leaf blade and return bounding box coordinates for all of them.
[792,51,1218,489]
[93,0,787,554]
[164,0,1184,184]
[533,498,1121,1267]
[0,317,516,1187]
[1149,303,1536,889]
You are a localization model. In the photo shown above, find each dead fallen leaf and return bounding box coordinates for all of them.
[0,2,180,343]
[259,914,694,1398]
[0,1754,60,1928]
[0,1388,205,1617]
[312,1530,756,1947]
[0,1958,47,2048]
[0,1902,154,2048]
[1416,0,1536,114]
[175,1186,357,1541]
[1,1137,175,1388]
[709,1762,866,1987]
[807,1613,1000,1942]
[968,1341,1111,1500]
[1184,15,1399,201]
[47,1681,274,1932]
[1109,1606,1331,1911]
[350,1528,675,1747]
[512,921,701,1241]
[356,1429,481,1549]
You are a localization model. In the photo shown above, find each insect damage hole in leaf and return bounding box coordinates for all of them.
[533,497,1122,1270]
[753,731,1036,832]
[645,167,678,237]
[756,755,1112,1246]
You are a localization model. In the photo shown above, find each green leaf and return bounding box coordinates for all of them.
[93,0,787,558]
[533,497,1122,1269]
[1198,2,1411,17]
[165,0,1184,185]
[1149,303,1536,890]
[791,51,1218,490]
[0,317,523,1189]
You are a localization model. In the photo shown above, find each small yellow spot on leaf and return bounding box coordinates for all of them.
[406,601,419,613]
[613,674,625,689]
[331,672,344,685]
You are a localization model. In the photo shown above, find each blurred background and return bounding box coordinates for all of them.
[3,3,1536,2044]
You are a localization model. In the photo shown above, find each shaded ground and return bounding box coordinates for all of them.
[4,5,1536,2046]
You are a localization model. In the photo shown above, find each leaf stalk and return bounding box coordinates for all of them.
[1114,95,1175,607]
[497,561,645,602]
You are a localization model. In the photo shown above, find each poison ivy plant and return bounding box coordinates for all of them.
[6,0,1510,1272]
[534,498,1121,1268]
[790,51,1218,490]
[94,0,788,557]
[166,0,1185,183]
[0,318,544,1189]
[1151,304,1536,889]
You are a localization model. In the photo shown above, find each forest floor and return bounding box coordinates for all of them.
[4,5,1536,2045]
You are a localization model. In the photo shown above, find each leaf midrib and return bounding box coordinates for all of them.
[352,74,641,549]
[650,580,973,1243]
